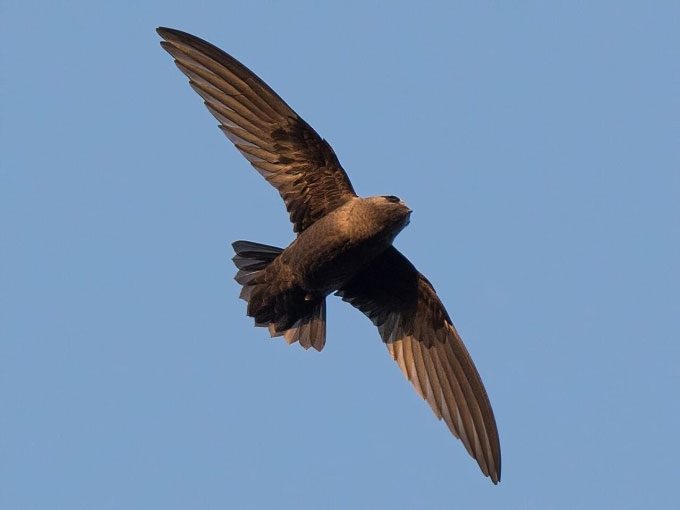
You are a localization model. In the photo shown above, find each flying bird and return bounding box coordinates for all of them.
[157,27,501,484]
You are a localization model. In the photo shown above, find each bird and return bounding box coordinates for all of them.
[157,27,501,484]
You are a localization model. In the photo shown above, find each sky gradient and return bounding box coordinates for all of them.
[2,2,679,509]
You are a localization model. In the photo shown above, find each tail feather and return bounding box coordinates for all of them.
[269,300,327,351]
[232,240,327,351]
[232,240,284,285]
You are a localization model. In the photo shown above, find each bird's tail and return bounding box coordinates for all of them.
[231,240,327,351]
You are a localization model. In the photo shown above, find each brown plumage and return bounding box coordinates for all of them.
[158,27,501,484]
[158,28,355,233]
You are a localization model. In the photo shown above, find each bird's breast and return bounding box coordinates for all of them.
[282,207,398,294]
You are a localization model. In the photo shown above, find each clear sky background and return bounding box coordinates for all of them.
[2,2,679,509]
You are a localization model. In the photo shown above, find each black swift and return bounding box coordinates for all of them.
[157,27,501,483]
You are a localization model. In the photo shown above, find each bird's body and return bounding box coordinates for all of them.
[158,27,502,484]
[236,196,411,347]
[280,197,412,294]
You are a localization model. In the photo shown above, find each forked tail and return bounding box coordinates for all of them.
[231,240,327,351]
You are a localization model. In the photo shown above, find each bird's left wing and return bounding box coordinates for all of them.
[157,27,357,233]
[336,247,501,484]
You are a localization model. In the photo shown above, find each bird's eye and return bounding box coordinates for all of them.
[383,195,401,203]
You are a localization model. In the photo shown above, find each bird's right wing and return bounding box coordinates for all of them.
[157,27,357,233]
[336,247,501,483]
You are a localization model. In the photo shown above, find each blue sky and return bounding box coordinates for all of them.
[2,1,679,508]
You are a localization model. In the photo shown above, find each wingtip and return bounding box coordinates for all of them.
[490,466,501,485]
[156,27,177,52]
[156,26,176,38]
[156,26,190,44]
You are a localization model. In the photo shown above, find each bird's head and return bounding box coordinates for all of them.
[364,195,412,232]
